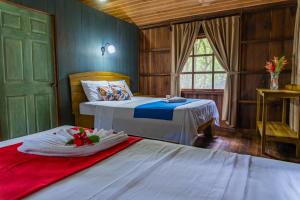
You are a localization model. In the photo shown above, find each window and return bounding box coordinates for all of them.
[180,38,227,90]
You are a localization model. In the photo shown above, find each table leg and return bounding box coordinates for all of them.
[256,93,261,134]
[282,99,287,124]
[296,144,300,158]
[261,96,267,155]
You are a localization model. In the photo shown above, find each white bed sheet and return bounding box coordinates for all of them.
[80,97,219,145]
[1,126,300,200]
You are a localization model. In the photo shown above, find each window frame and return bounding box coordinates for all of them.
[180,36,226,91]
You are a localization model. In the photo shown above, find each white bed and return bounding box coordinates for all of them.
[80,97,219,145]
[1,126,300,200]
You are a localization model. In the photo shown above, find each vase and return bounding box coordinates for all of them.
[270,72,279,90]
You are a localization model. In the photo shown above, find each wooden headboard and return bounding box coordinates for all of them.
[69,72,130,127]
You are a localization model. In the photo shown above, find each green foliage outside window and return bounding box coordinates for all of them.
[181,38,227,90]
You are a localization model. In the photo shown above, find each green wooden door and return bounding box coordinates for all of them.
[0,2,57,140]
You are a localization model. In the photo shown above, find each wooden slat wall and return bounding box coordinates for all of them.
[139,3,297,129]
[182,90,224,115]
[139,26,171,97]
[238,5,296,129]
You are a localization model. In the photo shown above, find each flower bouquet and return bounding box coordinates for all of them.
[66,127,100,147]
[265,56,288,90]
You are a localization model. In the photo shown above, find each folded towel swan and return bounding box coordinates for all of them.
[166,97,187,103]
[18,128,128,157]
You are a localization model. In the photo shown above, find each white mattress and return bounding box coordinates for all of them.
[80,97,219,145]
[1,126,300,200]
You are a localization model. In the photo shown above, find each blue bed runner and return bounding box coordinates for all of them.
[134,99,199,120]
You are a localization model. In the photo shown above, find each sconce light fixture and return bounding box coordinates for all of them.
[101,43,116,56]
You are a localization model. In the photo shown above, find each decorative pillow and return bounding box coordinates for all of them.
[81,81,109,101]
[97,86,115,101]
[109,80,133,97]
[111,85,131,101]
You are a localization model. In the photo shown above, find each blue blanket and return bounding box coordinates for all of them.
[134,99,199,120]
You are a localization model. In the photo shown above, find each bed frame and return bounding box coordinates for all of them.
[69,71,215,140]
[69,72,131,128]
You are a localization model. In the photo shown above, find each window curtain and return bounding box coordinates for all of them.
[202,16,240,127]
[171,21,202,96]
[290,0,300,132]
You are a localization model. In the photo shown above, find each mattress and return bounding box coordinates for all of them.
[80,97,220,145]
[1,126,300,200]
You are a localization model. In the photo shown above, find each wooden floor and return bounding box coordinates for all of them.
[195,128,300,163]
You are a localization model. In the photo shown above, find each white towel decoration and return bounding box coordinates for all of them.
[166,97,187,103]
[18,128,128,157]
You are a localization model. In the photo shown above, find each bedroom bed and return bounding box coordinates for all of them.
[69,72,219,145]
[1,126,300,200]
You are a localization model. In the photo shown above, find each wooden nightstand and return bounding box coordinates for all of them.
[256,86,300,157]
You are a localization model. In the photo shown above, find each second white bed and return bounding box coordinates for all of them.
[80,97,219,145]
[1,126,300,200]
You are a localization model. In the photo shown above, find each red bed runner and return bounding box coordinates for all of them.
[0,136,142,200]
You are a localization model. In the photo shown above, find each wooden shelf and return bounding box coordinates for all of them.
[141,48,170,53]
[238,100,256,104]
[257,121,298,139]
[241,37,293,44]
[140,73,170,77]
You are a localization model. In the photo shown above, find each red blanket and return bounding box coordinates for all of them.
[0,136,142,200]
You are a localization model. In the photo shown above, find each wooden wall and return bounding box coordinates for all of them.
[139,26,171,97]
[139,2,297,129]
[239,5,296,129]
[9,0,139,125]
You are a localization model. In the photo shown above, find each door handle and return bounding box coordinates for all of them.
[51,83,57,88]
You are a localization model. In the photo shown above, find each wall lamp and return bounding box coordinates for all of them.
[101,43,116,56]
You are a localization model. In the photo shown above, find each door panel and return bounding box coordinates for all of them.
[32,41,49,81]
[0,2,57,140]
[2,11,22,30]
[30,18,48,35]
[35,94,52,132]
[7,96,28,138]
[3,37,24,81]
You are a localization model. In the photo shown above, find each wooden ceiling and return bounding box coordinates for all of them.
[81,0,292,27]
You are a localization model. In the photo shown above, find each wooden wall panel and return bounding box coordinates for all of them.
[243,11,271,41]
[139,76,171,97]
[238,5,296,129]
[139,3,297,130]
[182,91,224,115]
[139,26,171,97]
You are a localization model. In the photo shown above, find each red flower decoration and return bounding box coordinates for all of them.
[71,127,93,133]
[265,56,288,73]
[73,130,93,147]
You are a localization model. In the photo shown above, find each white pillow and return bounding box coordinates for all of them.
[109,80,133,97]
[81,80,109,101]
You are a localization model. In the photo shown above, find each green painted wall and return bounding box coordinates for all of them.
[9,0,139,125]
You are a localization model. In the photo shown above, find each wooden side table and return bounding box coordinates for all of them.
[256,88,300,157]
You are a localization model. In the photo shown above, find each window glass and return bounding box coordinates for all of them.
[194,74,212,89]
[194,38,213,55]
[180,37,226,90]
[214,73,227,89]
[215,58,225,72]
[180,74,193,89]
[182,57,193,72]
[195,56,213,72]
